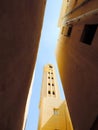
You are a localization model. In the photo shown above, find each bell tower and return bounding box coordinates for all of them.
[38,64,73,130]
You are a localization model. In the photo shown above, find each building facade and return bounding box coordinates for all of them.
[0,0,46,130]
[56,0,98,130]
[38,64,73,130]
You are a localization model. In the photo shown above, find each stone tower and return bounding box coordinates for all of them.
[38,64,73,130]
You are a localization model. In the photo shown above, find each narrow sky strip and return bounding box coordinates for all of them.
[25,1,64,130]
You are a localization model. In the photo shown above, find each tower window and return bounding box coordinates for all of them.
[48,91,51,94]
[54,108,59,115]
[52,84,54,86]
[51,72,53,74]
[48,83,50,86]
[80,24,98,45]
[53,91,55,95]
[48,77,50,79]
[49,65,53,68]
[52,77,54,79]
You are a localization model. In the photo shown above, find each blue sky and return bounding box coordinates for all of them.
[25,1,65,130]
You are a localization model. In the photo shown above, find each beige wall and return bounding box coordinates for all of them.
[56,0,98,130]
[39,100,73,130]
[39,98,65,130]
